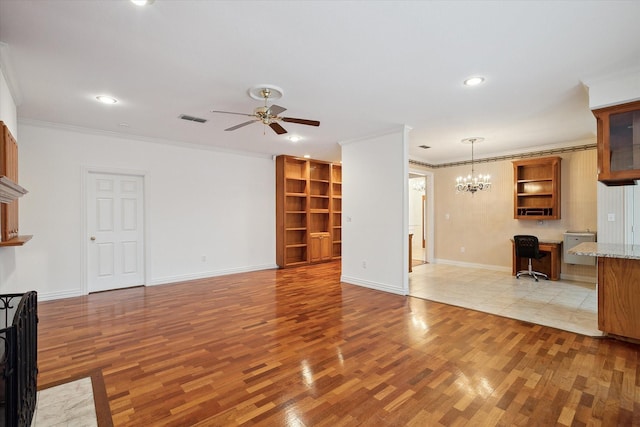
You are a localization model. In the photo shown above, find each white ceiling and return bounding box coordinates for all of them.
[1,1,639,164]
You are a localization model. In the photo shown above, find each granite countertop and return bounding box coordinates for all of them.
[568,242,640,260]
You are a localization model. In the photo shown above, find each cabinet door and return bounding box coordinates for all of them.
[309,234,321,263]
[598,257,640,339]
[594,100,640,185]
[309,232,331,263]
[320,233,332,261]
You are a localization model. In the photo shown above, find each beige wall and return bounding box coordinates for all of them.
[418,146,597,281]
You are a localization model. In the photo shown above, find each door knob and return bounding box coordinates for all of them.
[90,236,96,241]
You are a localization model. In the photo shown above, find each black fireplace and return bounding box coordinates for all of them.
[0,292,37,427]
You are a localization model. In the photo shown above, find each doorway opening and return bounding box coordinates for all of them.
[408,171,434,267]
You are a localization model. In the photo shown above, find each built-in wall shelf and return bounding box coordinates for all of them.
[513,156,561,220]
[276,155,341,267]
[0,121,31,245]
[0,235,32,247]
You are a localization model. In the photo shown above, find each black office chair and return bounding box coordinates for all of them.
[514,235,549,281]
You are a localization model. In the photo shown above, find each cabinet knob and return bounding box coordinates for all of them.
[90,236,96,241]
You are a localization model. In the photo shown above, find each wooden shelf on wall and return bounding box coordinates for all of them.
[0,235,32,247]
[0,121,30,245]
[513,156,561,220]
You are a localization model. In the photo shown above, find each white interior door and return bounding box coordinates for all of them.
[87,173,144,293]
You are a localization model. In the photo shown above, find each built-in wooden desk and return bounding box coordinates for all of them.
[511,239,562,281]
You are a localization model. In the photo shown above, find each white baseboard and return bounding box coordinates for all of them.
[38,264,278,300]
[433,259,596,284]
[38,289,84,301]
[148,263,278,286]
[340,275,406,295]
[432,258,511,273]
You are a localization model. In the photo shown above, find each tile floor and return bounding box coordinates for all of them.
[33,377,97,426]
[409,263,601,336]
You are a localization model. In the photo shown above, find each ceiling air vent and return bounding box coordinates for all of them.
[418,145,431,149]
[179,114,207,124]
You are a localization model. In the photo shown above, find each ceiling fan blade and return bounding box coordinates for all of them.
[281,117,320,127]
[269,122,288,135]
[225,120,257,131]
[211,110,255,117]
[268,104,287,116]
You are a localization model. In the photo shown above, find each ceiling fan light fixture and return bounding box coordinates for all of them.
[211,85,319,135]
[463,76,485,87]
[248,84,284,101]
[288,136,301,143]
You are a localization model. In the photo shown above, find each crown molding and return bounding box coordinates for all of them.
[410,142,596,169]
[18,118,275,160]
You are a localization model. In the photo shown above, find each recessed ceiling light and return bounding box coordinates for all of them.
[463,76,485,87]
[288,136,301,143]
[96,95,118,104]
[303,154,311,159]
[131,0,154,5]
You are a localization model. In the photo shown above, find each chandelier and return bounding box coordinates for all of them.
[455,137,491,194]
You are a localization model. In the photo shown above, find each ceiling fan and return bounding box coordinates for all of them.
[210,86,320,135]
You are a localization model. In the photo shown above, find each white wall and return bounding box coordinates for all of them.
[2,123,276,299]
[0,66,17,136]
[341,127,409,295]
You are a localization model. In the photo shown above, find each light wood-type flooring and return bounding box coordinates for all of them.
[38,261,640,426]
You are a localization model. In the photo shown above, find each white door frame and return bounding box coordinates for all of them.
[409,168,434,263]
[81,166,150,295]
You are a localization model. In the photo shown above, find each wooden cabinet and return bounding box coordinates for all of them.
[593,100,640,186]
[513,156,561,220]
[309,232,331,262]
[276,155,341,268]
[0,121,30,246]
[598,257,640,340]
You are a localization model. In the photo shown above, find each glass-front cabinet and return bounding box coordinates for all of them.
[593,100,640,185]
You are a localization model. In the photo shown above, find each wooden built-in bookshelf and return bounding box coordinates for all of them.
[276,155,341,267]
[513,156,561,220]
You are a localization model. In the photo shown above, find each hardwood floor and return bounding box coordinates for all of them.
[38,261,640,426]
